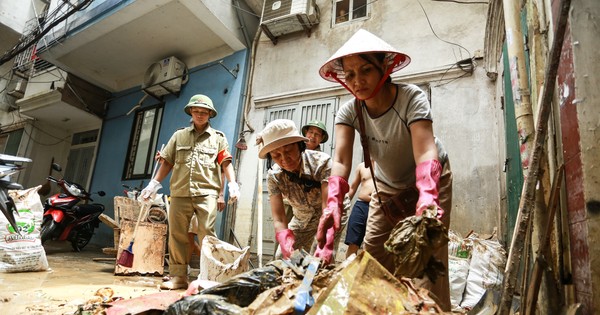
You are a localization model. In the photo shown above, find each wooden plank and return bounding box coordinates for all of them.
[114,196,143,223]
[103,247,118,256]
[114,220,167,276]
[99,213,119,229]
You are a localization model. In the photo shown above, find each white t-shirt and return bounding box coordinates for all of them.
[335,83,447,189]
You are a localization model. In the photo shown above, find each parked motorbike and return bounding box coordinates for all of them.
[122,182,143,200]
[40,163,106,251]
[0,153,32,233]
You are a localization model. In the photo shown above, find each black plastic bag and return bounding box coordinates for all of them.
[163,294,244,315]
[198,263,283,307]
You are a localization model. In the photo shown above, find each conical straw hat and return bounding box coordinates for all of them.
[319,29,411,83]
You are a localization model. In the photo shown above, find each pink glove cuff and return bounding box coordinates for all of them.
[415,159,443,218]
[276,229,295,259]
[326,176,350,209]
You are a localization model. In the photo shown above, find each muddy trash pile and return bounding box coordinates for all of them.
[384,211,449,282]
[164,249,444,314]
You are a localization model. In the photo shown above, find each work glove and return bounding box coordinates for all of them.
[276,229,295,259]
[316,176,349,247]
[415,159,443,219]
[139,179,162,201]
[314,227,335,265]
[228,182,240,203]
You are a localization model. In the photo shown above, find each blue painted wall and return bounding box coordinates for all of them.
[89,50,248,247]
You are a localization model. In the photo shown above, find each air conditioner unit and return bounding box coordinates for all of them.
[142,56,188,96]
[260,0,319,44]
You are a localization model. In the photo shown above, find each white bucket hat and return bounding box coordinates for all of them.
[258,119,308,159]
[319,29,411,83]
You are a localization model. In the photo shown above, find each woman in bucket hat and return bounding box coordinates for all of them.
[316,29,453,310]
[257,119,347,262]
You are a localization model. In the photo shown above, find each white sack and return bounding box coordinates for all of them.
[0,186,49,272]
[460,237,506,309]
[449,255,470,309]
[199,235,250,282]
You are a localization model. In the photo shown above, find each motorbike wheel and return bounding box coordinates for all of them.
[40,218,57,244]
[71,222,94,252]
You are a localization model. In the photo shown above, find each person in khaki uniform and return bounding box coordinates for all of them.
[140,94,240,290]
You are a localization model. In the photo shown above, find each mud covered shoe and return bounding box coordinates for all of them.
[160,276,188,290]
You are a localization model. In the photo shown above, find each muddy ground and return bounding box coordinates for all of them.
[0,241,181,314]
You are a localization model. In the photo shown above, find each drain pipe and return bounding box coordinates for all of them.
[228,1,261,246]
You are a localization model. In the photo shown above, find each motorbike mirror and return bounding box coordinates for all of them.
[51,163,62,172]
[98,191,106,197]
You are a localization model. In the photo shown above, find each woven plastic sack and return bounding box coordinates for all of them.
[460,237,506,309]
[0,186,49,272]
[199,236,250,282]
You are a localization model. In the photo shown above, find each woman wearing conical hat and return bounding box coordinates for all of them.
[315,29,453,311]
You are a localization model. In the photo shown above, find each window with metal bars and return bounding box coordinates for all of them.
[123,105,163,180]
[333,0,368,25]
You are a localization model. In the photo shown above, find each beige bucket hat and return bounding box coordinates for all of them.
[319,29,411,83]
[258,119,308,159]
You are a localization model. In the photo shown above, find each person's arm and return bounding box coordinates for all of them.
[316,124,354,247]
[269,193,288,233]
[410,120,438,163]
[410,120,443,218]
[153,159,173,183]
[217,171,226,211]
[347,163,363,200]
[221,160,241,202]
[321,181,328,210]
[221,160,236,183]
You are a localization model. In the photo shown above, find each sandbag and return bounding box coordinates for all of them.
[460,237,506,310]
[447,230,473,309]
[0,186,49,272]
[199,236,250,283]
[448,255,470,309]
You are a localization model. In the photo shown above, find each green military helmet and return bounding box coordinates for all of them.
[301,120,329,143]
[184,94,217,118]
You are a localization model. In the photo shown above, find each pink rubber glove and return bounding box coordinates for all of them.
[314,227,335,265]
[316,176,349,247]
[276,229,295,259]
[415,159,443,219]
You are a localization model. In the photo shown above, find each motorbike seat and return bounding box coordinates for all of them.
[73,203,104,215]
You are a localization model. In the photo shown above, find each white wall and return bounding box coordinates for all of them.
[234,0,501,247]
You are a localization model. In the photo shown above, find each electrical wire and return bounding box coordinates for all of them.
[417,0,472,60]
[0,0,94,66]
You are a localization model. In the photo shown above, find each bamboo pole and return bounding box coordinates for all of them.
[524,165,565,315]
[497,0,572,314]
[257,157,263,268]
